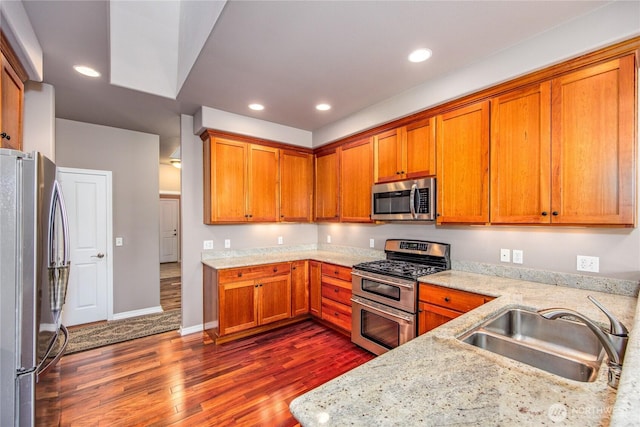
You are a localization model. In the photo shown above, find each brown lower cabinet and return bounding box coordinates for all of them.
[418,283,494,335]
[319,263,353,333]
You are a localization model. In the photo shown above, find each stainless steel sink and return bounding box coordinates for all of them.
[458,308,605,382]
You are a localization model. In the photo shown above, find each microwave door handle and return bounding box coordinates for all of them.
[409,183,418,219]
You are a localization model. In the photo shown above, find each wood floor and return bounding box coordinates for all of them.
[59,320,375,426]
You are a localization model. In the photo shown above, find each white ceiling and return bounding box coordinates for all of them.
[20,0,612,162]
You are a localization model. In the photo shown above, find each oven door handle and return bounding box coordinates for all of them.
[351,297,414,323]
[352,271,415,290]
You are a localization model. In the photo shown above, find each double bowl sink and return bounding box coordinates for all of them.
[458,308,605,382]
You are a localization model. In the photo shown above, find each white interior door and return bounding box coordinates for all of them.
[58,168,113,326]
[159,198,180,263]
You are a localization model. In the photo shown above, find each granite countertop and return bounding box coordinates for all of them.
[290,271,640,426]
[201,245,384,270]
[200,245,639,425]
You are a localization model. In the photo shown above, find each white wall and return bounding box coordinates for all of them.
[22,82,55,160]
[159,163,180,194]
[56,119,161,315]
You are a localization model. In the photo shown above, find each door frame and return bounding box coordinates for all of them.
[57,167,114,321]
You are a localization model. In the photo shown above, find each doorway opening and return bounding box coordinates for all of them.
[159,195,181,312]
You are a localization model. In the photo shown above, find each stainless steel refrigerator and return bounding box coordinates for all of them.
[1,148,70,426]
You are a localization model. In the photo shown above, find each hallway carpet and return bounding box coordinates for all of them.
[64,309,181,354]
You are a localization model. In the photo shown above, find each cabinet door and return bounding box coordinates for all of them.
[219,280,258,335]
[1,52,24,151]
[418,302,462,335]
[551,55,636,225]
[490,83,551,224]
[315,150,340,221]
[340,138,373,222]
[247,144,279,222]
[405,117,436,179]
[280,150,313,222]
[209,138,247,222]
[258,274,291,325]
[309,260,322,317]
[373,128,402,183]
[291,260,309,316]
[436,100,490,224]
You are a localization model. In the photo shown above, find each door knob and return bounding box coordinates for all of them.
[92,253,105,259]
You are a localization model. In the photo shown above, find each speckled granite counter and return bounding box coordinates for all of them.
[201,244,384,270]
[290,271,640,426]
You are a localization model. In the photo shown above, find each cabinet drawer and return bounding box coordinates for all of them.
[321,263,352,282]
[321,279,352,306]
[219,263,291,284]
[419,283,488,313]
[321,297,352,331]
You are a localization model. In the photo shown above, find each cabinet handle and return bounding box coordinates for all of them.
[238,272,243,277]
[334,288,339,293]
[273,267,278,272]
[552,211,559,216]
[334,312,339,317]
[292,266,296,270]
[0,132,10,140]
[400,170,405,174]
[541,211,548,216]
[255,284,259,288]
[444,297,450,302]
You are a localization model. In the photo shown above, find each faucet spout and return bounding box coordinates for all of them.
[538,296,629,389]
[538,308,621,365]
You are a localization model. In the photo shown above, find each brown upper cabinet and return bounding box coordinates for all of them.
[373,117,436,183]
[549,55,635,226]
[314,149,340,222]
[340,137,374,222]
[490,82,552,224]
[436,100,490,224]
[1,51,24,151]
[491,54,636,226]
[203,135,279,223]
[280,149,313,222]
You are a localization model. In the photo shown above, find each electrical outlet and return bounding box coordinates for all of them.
[203,240,213,250]
[277,236,283,245]
[369,238,375,248]
[327,235,332,243]
[577,255,599,272]
[512,249,524,264]
[224,239,231,249]
[500,249,510,263]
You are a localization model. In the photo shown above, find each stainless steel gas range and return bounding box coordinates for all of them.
[351,239,451,355]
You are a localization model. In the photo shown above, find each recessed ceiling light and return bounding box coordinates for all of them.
[249,103,264,111]
[316,103,331,111]
[73,65,101,77]
[408,48,432,63]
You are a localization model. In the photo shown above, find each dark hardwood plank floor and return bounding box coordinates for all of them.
[59,320,375,426]
[160,277,182,311]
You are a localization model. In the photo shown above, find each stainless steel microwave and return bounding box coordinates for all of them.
[371,177,436,221]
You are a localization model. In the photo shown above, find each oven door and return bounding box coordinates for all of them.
[352,270,416,313]
[351,295,416,355]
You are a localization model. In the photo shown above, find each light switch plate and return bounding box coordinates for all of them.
[115,237,123,247]
[224,239,231,249]
[500,248,510,262]
[327,235,332,243]
[203,240,214,250]
[278,236,283,245]
[369,238,375,248]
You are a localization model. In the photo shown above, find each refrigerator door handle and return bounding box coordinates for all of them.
[49,181,70,267]
[36,324,68,379]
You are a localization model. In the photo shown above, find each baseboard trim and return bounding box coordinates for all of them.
[112,305,163,321]
[181,323,205,336]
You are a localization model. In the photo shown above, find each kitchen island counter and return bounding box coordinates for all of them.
[290,270,639,426]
